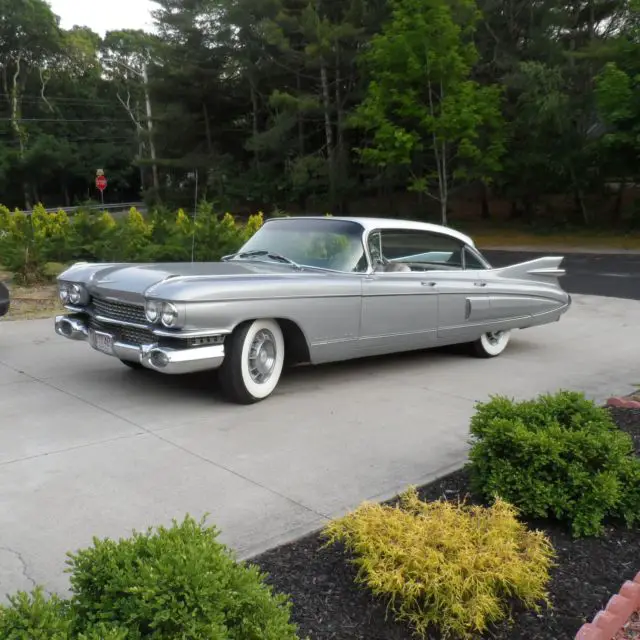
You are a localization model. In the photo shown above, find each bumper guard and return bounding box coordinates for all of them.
[55,314,225,375]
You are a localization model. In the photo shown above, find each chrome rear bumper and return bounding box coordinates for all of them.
[55,314,225,375]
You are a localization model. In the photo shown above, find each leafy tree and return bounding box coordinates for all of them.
[351,0,505,224]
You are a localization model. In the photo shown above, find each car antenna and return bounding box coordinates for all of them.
[190,168,199,263]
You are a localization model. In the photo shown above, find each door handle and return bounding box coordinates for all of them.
[421,281,437,287]
[474,281,487,287]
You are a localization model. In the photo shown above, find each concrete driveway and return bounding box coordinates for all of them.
[1,291,639,600]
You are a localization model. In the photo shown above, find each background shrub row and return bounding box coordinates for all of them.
[0,203,264,284]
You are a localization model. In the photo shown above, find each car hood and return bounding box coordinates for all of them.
[77,260,307,300]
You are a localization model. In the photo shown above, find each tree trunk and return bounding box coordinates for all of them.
[249,78,260,171]
[481,182,491,219]
[296,72,304,157]
[141,65,159,191]
[9,55,31,209]
[334,47,346,213]
[611,180,625,225]
[202,102,213,154]
[319,59,335,207]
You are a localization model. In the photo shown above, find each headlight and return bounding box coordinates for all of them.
[145,299,162,323]
[59,282,88,306]
[161,302,178,327]
[59,283,70,304]
[68,284,84,305]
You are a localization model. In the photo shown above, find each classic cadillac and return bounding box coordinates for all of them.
[55,216,571,404]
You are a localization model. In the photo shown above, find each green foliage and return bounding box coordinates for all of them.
[0,516,299,640]
[3,0,640,226]
[351,0,505,223]
[66,514,299,640]
[0,588,127,640]
[0,204,264,279]
[324,488,554,639]
[467,390,640,537]
[0,588,72,639]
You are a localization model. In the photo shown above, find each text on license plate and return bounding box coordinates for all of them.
[93,331,114,355]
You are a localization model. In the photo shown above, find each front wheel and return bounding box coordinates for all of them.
[218,319,285,404]
[469,330,511,358]
[120,359,144,370]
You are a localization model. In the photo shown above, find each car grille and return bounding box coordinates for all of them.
[89,317,155,347]
[92,297,146,325]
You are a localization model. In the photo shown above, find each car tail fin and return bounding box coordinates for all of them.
[491,256,566,281]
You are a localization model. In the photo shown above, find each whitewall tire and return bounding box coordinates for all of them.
[470,330,511,358]
[219,319,285,404]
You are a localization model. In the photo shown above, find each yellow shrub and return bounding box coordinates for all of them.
[175,208,192,234]
[0,204,11,233]
[96,211,117,232]
[242,211,264,241]
[323,488,554,639]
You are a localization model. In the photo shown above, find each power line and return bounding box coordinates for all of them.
[0,94,139,107]
[0,117,134,123]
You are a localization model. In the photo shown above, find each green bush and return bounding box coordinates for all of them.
[66,515,299,640]
[0,588,126,639]
[467,390,640,537]
[0,515,299,640]
[0,203,264,283]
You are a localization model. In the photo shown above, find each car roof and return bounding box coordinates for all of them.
[265,215,476,247]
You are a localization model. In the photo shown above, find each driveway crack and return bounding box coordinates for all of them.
[0,546,45,594]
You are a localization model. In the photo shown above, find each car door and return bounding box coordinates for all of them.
[359,228,441,356]
[434,244,496,343]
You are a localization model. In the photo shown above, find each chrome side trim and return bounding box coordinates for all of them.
[151,327,230,338]
[527,267,567,277]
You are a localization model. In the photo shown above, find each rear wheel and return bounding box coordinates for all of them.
[469,330,511,358]
[218,319,285,404]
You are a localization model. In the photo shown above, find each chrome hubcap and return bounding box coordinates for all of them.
[248,329,277,384]
[485,331,505,346]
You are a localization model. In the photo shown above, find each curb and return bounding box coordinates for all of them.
[575,572,640,639]
[607,397,640,409]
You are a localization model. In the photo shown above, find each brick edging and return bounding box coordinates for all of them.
[606,397,640,409]
[575,572,640,639]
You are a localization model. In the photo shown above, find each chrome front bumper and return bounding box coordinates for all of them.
[55,314,225,375]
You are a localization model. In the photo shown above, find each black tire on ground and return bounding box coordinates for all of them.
[120,359,145,370]
[218,319,285,404]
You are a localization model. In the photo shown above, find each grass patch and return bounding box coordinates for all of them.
[455,223,640,250]
[1,263,64,321]
[6,284,62,320]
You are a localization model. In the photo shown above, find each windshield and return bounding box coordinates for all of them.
[233,218,368,272]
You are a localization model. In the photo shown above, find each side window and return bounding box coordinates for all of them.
[464,247,488,270]
[378,229,464,269]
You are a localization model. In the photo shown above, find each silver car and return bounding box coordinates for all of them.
[54,216,571,404]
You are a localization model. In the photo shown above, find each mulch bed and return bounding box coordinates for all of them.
[253,407,640,640]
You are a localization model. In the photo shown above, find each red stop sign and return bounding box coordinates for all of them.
[96,175,107,191]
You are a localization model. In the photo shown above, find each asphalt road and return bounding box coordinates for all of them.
[0,252,639,601]
[484,250,640,300]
